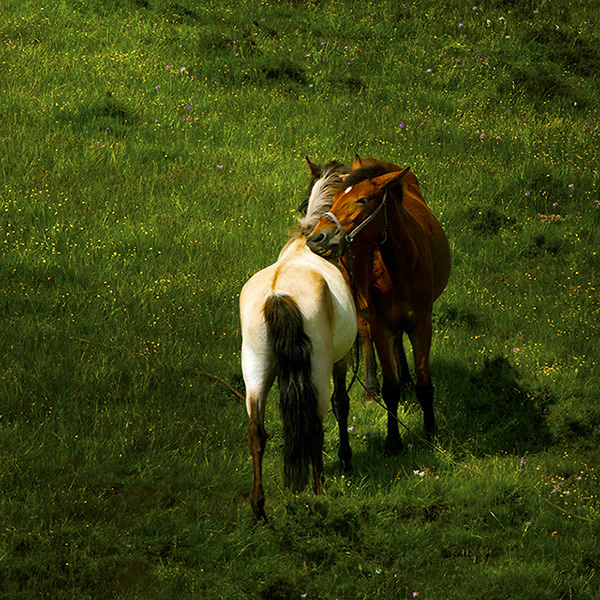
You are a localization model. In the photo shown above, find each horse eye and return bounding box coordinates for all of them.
[356,197,368,205]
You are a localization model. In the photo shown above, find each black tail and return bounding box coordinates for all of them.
[263,294,320,492]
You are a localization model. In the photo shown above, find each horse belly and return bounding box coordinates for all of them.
[332,303,358,361]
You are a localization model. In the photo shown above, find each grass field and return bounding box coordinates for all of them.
[1,0,600,598]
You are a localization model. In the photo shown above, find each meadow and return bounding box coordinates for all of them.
[1,0,599,598]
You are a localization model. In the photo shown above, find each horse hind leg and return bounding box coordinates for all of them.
[310,419,325,494]
[247,399,268,524]
[308,357,337,493]
[243,347,275,523]
[331,354,352,473]
[247,387,271,524]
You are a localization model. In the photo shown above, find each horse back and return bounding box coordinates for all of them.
[241,240,356,364]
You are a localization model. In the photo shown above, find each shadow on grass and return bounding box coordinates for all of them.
[341,354,554,481]
[437,355,553,454]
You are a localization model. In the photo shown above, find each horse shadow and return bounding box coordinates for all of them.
[334,354,554,483]
[435,355,553,454]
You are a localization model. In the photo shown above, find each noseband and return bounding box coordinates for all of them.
[323,189,389,246]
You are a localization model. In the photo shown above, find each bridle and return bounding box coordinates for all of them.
[323,188,390,247]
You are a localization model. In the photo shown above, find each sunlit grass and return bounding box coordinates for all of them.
[1,0,599,598]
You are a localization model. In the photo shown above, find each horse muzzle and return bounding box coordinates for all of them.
[306,227,346,259]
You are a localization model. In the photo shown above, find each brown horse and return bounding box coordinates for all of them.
[307,156,451,455]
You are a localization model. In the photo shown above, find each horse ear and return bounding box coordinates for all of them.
[305,156,322,178]
[351,154,362,170]
[373,167,411,189]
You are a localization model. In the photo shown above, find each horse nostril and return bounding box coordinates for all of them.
[310,232,326,244]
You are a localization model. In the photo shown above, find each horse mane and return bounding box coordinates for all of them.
[296,162,349,235]
[343,165,397,187]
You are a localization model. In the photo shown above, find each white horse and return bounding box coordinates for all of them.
[240,164,357,523]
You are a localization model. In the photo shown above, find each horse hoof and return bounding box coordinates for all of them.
[251,511,268,526]
[341,459,353,474]
[250,497,267,525]
[362,388,379,405]
[338,447,353,474]
[384,437,404,457]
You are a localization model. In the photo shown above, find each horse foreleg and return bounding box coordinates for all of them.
[331,355,352,473]
[372,325,403,457]
[408,319,436,440]
[248,406,267,524]
[416,382,435,440]
[358,317,379,404]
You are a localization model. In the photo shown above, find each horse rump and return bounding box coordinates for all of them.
[263,294,320,492]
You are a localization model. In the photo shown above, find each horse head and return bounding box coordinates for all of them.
[307,168,409,258]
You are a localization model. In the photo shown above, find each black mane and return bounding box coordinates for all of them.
[343,165,395,188]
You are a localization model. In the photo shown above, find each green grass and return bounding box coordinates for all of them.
[1,0,599,598]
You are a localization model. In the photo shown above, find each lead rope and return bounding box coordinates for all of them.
[336,251,461,459]
[335,198,390,397]
[339,249,361,394]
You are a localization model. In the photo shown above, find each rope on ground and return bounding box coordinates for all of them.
[195,371,245,402]
[74,336,245,402]
[355,376,484,475]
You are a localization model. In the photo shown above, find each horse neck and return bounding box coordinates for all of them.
[382,195,420,271]
[347,196,419,296]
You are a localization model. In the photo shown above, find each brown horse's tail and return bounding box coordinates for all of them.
[263,294,320,492]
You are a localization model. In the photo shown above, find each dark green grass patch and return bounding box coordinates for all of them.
[55,92,138,137]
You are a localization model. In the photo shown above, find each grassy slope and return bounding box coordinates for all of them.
[1,0,599,598]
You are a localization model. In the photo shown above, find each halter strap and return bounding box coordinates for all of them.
[323,210,351,244]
